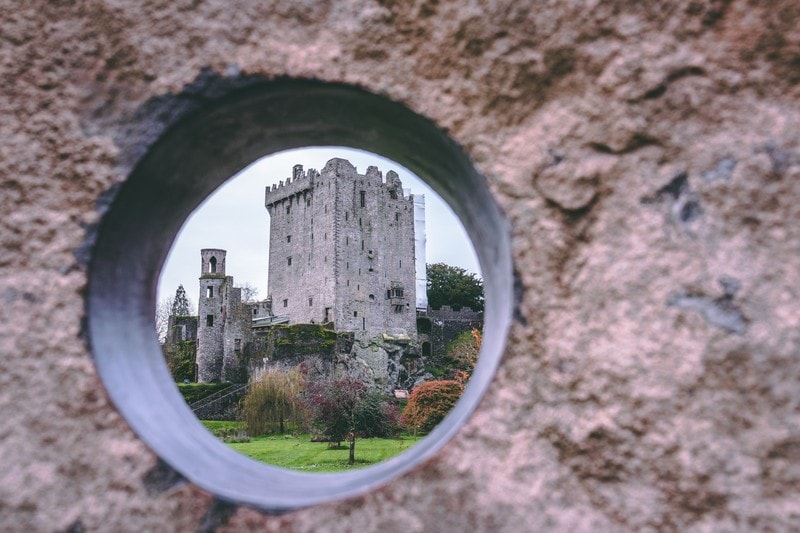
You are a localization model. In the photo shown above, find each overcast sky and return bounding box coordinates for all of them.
[157,147,480,308]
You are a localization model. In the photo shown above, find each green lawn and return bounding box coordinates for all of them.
[199,422,423,472]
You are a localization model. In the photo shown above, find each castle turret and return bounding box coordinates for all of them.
[197,249,227,382]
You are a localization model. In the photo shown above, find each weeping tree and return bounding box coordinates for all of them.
[241,367,304,436]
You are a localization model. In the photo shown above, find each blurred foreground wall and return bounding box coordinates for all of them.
[1,1,799,530]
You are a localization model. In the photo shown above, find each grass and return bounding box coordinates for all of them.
[199,422,423,472]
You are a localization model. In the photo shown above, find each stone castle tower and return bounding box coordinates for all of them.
[265,158,418,339]
[196,249,250,383]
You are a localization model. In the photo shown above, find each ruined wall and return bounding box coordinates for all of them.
[426,306,484,359]
[2,1,800,531]
[197,250,228,383]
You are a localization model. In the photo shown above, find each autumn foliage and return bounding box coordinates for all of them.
[401,380,464,434]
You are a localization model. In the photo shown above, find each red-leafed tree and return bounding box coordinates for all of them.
[402,380,464,434]
[304,377,399,465]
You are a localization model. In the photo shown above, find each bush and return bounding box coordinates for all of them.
[402,380,464,434]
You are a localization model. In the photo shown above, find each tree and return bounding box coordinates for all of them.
[171,285,191,316]
[155,296,174,344]
[241,367,304,436]
[426,263,484,312]
[402,380,464,434]
[238,282,259,303]
[304,377,399,465]
[156,285,196,343]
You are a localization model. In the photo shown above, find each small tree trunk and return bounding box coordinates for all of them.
[349,436,355,465]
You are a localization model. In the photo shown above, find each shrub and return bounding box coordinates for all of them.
[402,380,464,434]
[241,367,304,436]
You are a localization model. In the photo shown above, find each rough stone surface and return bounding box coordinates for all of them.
[2,1,799,531]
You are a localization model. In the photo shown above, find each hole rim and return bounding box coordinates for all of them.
[87,78,513,512]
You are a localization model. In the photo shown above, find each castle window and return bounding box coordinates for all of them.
[206,286,213,298]
[390,190,398,200]
[361,240,364,250]
[286,204,291,214]
[345,211,349,221]
[209,256,217,273]
[395,212,400,222]
[206,315,214,326]
[283,299,288,308]
[359,218,362,227]
[324,233,327,240]
[234,338,241,351]
[368,266,374,272]
[362,317,366,330]
[353,311,358,317]
[369,294,375,301]
[306,198,311,207]
[324,204,327,213]
[346,280,349,287]
[287,256,292,266]
[399,260,402,268]
[253,309,257,315]
[287,235,291,243]
[346,236,349,245]
[360,191,366,207]
[346,262,349,270]
[308,297,313,306]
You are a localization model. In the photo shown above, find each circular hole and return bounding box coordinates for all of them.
[157,147,483,470]
[88,79,513,511]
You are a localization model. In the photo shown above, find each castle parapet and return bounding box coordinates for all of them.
[264,165,319,208]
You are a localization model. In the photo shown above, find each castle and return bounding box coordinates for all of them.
[264,158,420,336]
[188,158,430,385]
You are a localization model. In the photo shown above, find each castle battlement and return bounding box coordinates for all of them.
[264,164,319,208]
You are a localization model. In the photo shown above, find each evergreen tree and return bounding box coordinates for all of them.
[171,285,191,316]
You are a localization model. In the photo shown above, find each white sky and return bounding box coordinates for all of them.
[157,147,480,308]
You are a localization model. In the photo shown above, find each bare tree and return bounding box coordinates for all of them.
[238,282,259,303]
[155,296,174,344]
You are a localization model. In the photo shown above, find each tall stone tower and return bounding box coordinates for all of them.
[265,158,418,339]
[197,249,226,382]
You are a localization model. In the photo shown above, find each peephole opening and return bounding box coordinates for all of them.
[89,79,512,510]
[157,147,484,472]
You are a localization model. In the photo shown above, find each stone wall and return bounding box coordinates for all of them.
[266,158,417,338]
[2,1,799,531]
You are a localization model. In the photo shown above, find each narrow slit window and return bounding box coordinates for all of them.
[360,191,366,207]
[206,315,214,327]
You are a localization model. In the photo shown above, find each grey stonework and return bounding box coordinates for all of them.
[425,305,483,359]
[196,249,253,383]
[191,159,424,386]
[265,158,418,339]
